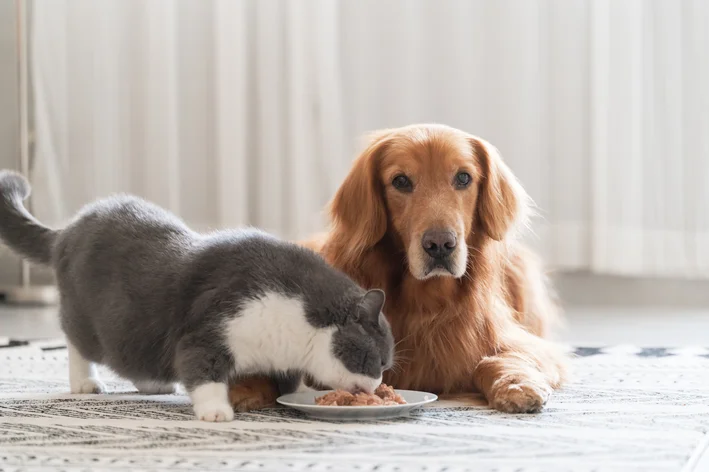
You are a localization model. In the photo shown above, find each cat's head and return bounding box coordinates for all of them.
[309,289,394,393]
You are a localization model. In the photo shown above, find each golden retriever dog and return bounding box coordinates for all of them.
[229,124,568,413]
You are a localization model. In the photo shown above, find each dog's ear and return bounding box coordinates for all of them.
[471,137,530,241]
[329,131,391,258]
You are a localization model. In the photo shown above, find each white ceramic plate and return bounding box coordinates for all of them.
[277,389,438,420]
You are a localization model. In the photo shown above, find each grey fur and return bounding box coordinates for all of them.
[0,172,57,264]
[0,170,393,393]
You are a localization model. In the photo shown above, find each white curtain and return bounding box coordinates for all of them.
[30,0,345,238]
[30,0,709,278]
[588,0,709,278]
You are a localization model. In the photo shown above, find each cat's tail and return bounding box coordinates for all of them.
[0,170,57,265]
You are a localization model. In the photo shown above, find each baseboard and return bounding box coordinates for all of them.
[554,272,709,308]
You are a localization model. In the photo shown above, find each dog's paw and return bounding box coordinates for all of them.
[193,401,234,422]
[228,378,279,412]
[489,376,552,413]
[231,394,274,413]
[70,377,106,394]
[134,381,176,395]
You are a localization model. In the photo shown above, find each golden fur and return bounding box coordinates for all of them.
[230,124,568,413]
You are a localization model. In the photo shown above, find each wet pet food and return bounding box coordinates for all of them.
[315,384,406,406]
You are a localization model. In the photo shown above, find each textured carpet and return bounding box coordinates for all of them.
[1,340,709,472]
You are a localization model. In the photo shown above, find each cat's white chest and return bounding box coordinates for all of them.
[225,292,316,373]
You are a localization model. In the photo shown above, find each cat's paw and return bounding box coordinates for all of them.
[134,381,176,395]
[489,376,551,413]
[70,377,106,394]
[190,382,234,422]
[193,401,234,422]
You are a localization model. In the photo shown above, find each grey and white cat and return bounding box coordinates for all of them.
[0,171,394,421]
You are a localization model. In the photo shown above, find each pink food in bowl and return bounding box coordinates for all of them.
[315,384,407,406]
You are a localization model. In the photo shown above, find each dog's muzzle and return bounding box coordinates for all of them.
[421,229,457,275]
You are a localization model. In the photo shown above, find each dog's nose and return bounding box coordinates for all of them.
[422,230,457,259]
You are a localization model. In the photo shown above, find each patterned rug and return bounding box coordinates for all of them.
[1,339,709,472]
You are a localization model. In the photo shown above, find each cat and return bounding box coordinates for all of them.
[0,171,394,421]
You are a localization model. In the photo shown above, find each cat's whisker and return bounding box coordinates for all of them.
[394,333,415,348]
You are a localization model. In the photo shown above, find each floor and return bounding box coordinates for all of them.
[2,302,709,471]
[3,275,709,471]
[2,340,709,471]
[0,305,62,340]
[2,303,709,347]
[560,306,709,346]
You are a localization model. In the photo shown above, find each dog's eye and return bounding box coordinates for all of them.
[454,172,472,189]
[392,174,413,192]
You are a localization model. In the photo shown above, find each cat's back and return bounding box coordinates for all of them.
[65,194,192,239]
[184,228,357,315]
[54,195,196,286]
[58,195,192,252]
[193,228,336,279]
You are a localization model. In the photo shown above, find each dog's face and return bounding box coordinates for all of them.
[380,133,476,279]
[331,125,528,280]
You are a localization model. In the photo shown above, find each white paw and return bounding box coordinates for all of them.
[193,401,234,422]
[134,381,176,395]
[70,377,106,394]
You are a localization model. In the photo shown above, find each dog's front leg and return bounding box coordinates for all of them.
[472,330,568,413]
[228,376,280,412]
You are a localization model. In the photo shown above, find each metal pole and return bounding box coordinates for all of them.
[18,0,31,290]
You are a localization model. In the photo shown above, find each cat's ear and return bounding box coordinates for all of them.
[358,289,386,324]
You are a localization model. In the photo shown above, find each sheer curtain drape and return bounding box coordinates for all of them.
[587,0,709,277]
[30,0,709,278]
[31,0,345,237]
